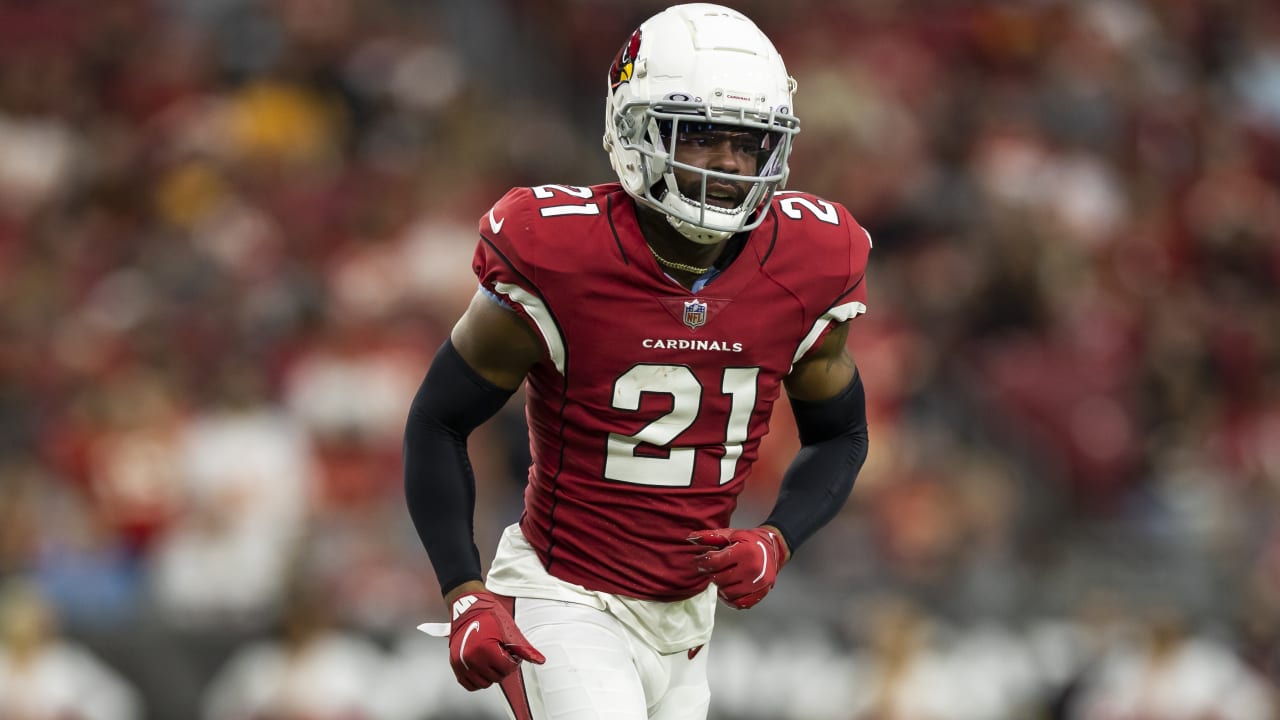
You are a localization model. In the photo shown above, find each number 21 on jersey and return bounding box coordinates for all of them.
[604,364,759,487]
[534,185,600,217]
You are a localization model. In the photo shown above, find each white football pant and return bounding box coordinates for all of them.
[497,597,710,720]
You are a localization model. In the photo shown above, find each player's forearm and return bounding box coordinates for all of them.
[764,372,868,553]
[404,418,484,596]
[404,339,515,597]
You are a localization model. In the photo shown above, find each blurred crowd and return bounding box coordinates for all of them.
[0,0,1277,718]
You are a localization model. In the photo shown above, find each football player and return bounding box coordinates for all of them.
[404,4,871,718]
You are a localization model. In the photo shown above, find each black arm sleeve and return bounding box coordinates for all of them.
[404,339,516,596]
[763,371,868,555]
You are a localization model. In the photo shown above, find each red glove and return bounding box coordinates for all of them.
[688,527,788,609]
[447,591,545,691]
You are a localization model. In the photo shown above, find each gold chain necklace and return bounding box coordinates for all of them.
[649,245,712,275]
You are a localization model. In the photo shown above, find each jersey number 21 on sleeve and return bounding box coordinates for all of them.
[534,184,600,217]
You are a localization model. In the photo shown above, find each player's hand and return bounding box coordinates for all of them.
[688,527,788,609]
[446,591,545,691]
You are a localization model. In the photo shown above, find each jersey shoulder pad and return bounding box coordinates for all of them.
[766,189,872,295]
[473,183,618,289]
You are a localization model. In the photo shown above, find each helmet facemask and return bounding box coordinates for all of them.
[618,100,797,244]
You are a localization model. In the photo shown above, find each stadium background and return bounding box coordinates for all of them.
[0,0,1277,718]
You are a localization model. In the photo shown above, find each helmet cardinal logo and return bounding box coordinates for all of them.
[610,29,643,90]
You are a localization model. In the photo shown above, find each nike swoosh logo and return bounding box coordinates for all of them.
[488,208,505,234]
[459,620,481,670]
[751,540,769,583]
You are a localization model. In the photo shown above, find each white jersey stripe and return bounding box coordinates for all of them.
[494,280,566,375]
[790,300,867,367]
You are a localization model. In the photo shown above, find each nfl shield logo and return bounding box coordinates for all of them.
[683,299,707,329]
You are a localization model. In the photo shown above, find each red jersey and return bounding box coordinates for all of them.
[473,183,870,601]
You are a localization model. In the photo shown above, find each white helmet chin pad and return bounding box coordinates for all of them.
[666,214,733,245]
[603,4,799,243]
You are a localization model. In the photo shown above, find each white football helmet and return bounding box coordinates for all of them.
[603,3,799,244]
